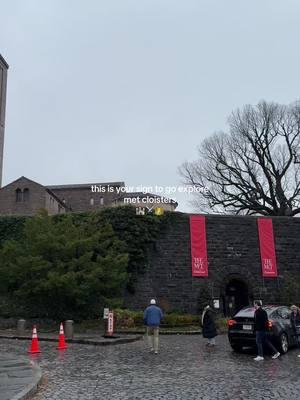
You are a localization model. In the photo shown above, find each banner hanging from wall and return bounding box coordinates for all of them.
[257,218,278,277]
[189,215,208,277]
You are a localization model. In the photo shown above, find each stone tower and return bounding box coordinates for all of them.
[0,54,9,187]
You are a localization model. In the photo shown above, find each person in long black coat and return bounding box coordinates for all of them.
[290,305,300,357]
[201,305,217,346]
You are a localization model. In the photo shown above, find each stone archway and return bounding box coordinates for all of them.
[220,275,253,317]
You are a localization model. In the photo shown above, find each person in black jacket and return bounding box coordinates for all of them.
[290,305,300,358]
[201,305,217,346]
[253,300,280,361]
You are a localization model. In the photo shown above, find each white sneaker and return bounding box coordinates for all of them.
[297,354,300,358]
[272,352,280,359]
[154,351,158,354]
[254,356,264,361]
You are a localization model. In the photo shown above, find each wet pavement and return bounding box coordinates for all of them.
[1,334,300,400]
[0,352,41,400]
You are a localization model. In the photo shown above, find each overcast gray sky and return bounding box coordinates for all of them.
[1,0,300,211]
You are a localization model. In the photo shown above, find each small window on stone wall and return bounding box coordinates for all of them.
[16,188,22,202]
[23,188,29,202]
[90,198,94,206]
[100,197,104,205]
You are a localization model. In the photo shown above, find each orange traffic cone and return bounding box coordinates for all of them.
[28,325,41,354]
[57,322,67,350]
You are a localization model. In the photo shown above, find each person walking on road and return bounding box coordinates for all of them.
[254,300,280,361]
[201,305,217,346]
[144,299,163,354]
[290,305,300,358]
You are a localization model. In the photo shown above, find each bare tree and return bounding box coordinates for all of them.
[179,101,300,216]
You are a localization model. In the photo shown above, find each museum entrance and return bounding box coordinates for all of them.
[223,279,250,317]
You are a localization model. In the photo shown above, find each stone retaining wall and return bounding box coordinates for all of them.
[124,213,300,315]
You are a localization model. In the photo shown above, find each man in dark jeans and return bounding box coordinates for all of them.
[254,300,281,361]
[290,305,300,358]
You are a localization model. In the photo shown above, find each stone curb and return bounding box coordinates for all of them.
[115,330,227,335]
[116,330,202,335]
[0,334,142,346]
[10,357,42,400]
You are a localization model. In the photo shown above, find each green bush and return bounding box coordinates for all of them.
[114,309,143,328]
[162,313,199,326]
[55,207,174,293]
[0,213,128,320]
[216,317,228,332]
[0,208,179,320]
[0,216,26,247]
[114,309,199,328]
[132,311,144,325]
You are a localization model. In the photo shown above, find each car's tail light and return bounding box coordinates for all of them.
[267,320,273,329]
[227,319,236,327]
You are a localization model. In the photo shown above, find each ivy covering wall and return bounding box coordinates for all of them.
[0,207,173,320]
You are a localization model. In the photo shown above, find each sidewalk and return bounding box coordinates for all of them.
[0,353,42,400]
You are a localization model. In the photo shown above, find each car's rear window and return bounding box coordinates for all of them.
[235,306,276,318]
[235,307,255,317]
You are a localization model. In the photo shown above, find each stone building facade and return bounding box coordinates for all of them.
[0,178,124,216]
[0,176,67,216]
[124,212,300,316]
[0,177,178,216]
[0,55,9,188]
[47,182,125,213]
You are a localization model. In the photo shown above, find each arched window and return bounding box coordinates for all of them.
[100,197,104,205]
[16,188,22,202]
[23,188,29,202]
[90,198,94,206]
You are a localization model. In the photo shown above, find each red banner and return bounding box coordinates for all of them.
[257,218,278,277]
[189,215,208,277]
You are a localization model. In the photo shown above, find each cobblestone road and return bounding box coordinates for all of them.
[1,335,300,400]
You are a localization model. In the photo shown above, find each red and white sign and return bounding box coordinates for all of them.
[257,218,278,277]
[189,215,208,277]
[107,311,114,336]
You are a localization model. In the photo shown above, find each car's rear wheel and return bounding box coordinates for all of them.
[230,343,243,352]
[279,333,289,354]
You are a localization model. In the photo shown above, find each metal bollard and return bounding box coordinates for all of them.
[16,319,26,336]
[64,320,74,339]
